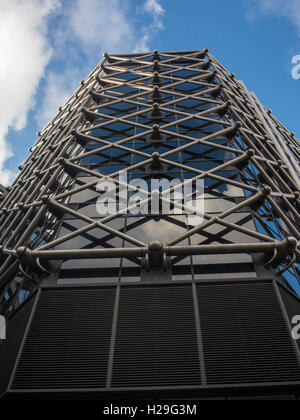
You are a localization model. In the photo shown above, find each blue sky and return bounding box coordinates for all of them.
[0,0,300,185]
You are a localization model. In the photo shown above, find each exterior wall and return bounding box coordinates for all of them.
[0,50,300,397]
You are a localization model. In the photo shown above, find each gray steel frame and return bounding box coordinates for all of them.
[0,49,299,316]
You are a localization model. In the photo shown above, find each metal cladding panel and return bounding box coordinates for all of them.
[112,284,201,387]
[12,288,115,390]
[197,282,300,385]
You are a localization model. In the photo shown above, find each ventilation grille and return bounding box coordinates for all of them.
[112,285,201,387]
[12,288,115,389]
[197,282,300,385]
[10,281,300,392]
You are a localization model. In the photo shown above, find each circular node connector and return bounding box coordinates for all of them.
[262,186,272,196]
[287,237,298,249]
[152,124,161,135]
[267,109,272,115]
[16,247,26,258]
[152,152,160,160]
[58,157,66,165]
[236,122,243,129]
[80,80,85,86]
[246,149,255,157]
[294,191,300,199]
[153,50,160,60]
[149,241,163,252]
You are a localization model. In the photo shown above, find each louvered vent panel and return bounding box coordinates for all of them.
[112,284,201,387]
[197,282,300,385]
[12,288,115,389]
[10,281,300,393]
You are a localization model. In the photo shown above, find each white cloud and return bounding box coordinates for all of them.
[144,0,164,17]
[0,0,60,185]
[36,0,140,130]
[0,0,165,184]
[137,0,165,52]
[37,0,165,128]
[245,0,300,34]
[68,0,136,53]
[36,68,80,128]
[67,0,164,53]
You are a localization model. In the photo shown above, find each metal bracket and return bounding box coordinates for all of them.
[148,103,165,121]
[150,85,164,102]
[147,125,166,144]
[146,153,167,174]
[264,237,298,268]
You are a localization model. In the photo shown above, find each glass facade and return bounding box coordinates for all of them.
[0,49,300,399]
[0,49,299,313]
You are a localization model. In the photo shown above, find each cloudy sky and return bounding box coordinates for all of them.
[0,0,300,186]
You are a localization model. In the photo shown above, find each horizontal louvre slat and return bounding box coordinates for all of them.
[197,282,300,385]
[12,288,115,390]
[112,285,201,387]
[10,280,300,392]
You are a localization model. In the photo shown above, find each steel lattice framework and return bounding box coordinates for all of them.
[0,49,300,317]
